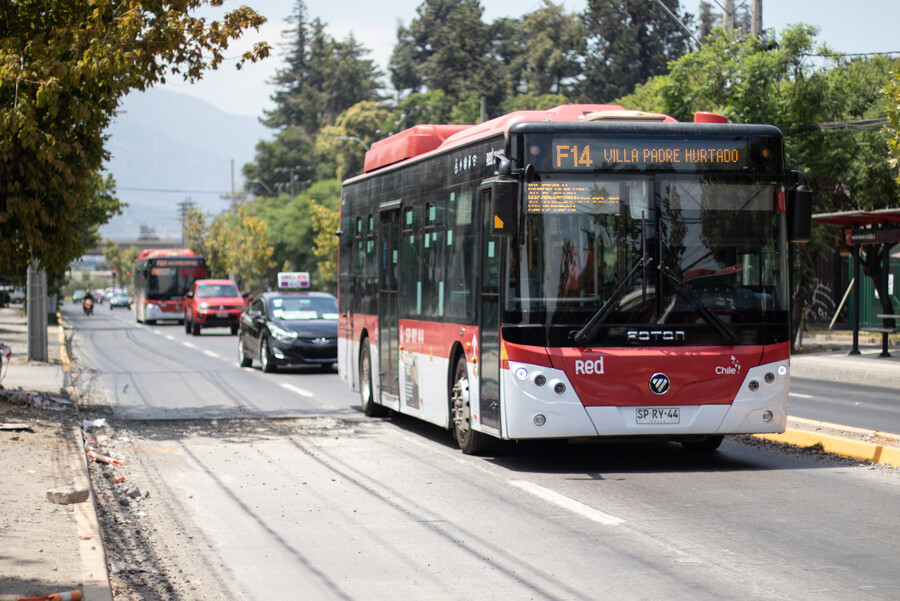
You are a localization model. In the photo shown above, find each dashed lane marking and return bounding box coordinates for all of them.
[509,480,624,526]
[280,383,315,398]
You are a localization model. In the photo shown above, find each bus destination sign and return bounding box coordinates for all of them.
[540,136,777,172]
[526,181,620,214]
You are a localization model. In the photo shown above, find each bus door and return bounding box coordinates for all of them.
[479,190,501,430]
[378,206,400,401]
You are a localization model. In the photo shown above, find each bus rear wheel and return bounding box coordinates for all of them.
[451,355,493,455]
[359,339,387,417]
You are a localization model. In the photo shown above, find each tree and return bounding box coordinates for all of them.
[249,5,382,196]
[308,200,339,292]
[101,240,138,291]
[0,0,270,276]
[578,0,694,103]
[315,101,395,181]
[518,1,585,97]
[389,0,497,104]
[246,180,341,289]
[884,66,900,183]
[205,208,275,288]
[182,205,208,257]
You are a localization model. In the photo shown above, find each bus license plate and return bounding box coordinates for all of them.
[636,407,680,424]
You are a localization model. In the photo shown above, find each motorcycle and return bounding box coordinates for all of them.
[83,296,94,315]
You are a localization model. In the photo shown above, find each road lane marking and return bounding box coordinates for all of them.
[280,383,315,398]
[509,480,624,526]
[182,342,196,349]
[789,393,814,399]
[203,350,220,359]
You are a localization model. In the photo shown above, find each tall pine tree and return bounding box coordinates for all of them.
[579,0,694,103]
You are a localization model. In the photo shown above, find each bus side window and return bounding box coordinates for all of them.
[400,206,422,316]
[445,189,475,321]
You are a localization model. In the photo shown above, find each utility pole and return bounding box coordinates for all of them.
[751,0,762,36]
[177,197,195,248]
[26,259,47,361]
[724,0,735,30]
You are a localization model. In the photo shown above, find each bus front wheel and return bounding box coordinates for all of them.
[451,355,493,456]
[681,435,724,452]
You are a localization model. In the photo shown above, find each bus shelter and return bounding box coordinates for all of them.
[813,208,900,357]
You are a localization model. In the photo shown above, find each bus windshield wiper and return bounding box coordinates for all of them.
[571,256,652,346]
[657,263,739,344]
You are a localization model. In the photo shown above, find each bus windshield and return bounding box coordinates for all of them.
[148,264,208,301]
[506,173,788,346]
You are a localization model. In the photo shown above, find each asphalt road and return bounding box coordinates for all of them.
[65,304,900,600]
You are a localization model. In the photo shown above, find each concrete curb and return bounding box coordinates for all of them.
[58,315,113,601]
[755,417,900,467]
[71,426,114,601]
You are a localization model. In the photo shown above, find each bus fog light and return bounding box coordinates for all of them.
[515,367,528,380]
[762,410,773,422]
[778,365,787,376]
[764,372,775,384]
[534,414,547,426]
[748,380,759,392]
[553,382,566,395]
[534,374,546,386]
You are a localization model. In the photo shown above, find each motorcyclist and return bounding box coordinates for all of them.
[83,289,94,315]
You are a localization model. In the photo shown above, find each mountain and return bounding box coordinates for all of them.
[101,88,271,240]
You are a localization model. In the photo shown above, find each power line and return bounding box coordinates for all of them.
[117,186,228,194]
[784,118,888,135]
[805,51,900,58]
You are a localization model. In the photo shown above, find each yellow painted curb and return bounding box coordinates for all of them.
[756,429,900,467]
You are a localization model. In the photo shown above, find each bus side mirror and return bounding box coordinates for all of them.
[787,171,812,243]
[491,178,519,238]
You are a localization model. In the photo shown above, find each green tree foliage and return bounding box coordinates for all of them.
[389,0,497,104]
[101,240,138,291]
[315,101,395,180]
[247,1,382,196]
[517,1,585,97]
[182,205,209,257]
[0,0,270,276]
[882,67,900,183]
[244,180,341,289]
[205,207,276,288]
[308,200,339,292]
[579,0,695,103]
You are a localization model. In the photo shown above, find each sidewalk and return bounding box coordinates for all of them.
[791,331,900,389]
[0,306,111,601]
[0,308,897,601]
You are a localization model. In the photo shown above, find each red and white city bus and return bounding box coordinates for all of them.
[337,104,812,454]
[133,249,210,324]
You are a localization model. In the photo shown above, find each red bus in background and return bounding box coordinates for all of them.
[338,104,812,455]
[132,249,210,325]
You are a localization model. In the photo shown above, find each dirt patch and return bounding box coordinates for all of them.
[0,400,84,601]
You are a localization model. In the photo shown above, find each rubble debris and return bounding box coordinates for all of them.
[46,486,90,505]
[16,590,83,601]
[0,422,34,432]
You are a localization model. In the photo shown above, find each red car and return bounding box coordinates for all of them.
[184,279,246,336]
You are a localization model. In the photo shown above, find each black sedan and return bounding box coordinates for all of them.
[238,290,338,372]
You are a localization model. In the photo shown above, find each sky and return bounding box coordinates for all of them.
[159,0,900,119]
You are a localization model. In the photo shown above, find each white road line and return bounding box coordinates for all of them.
[182,342,196,349]
[164,335,176,341]
[509,480,624,526]
[280,383,315,398]
[789,392,814,399]
[203,350,220,359]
